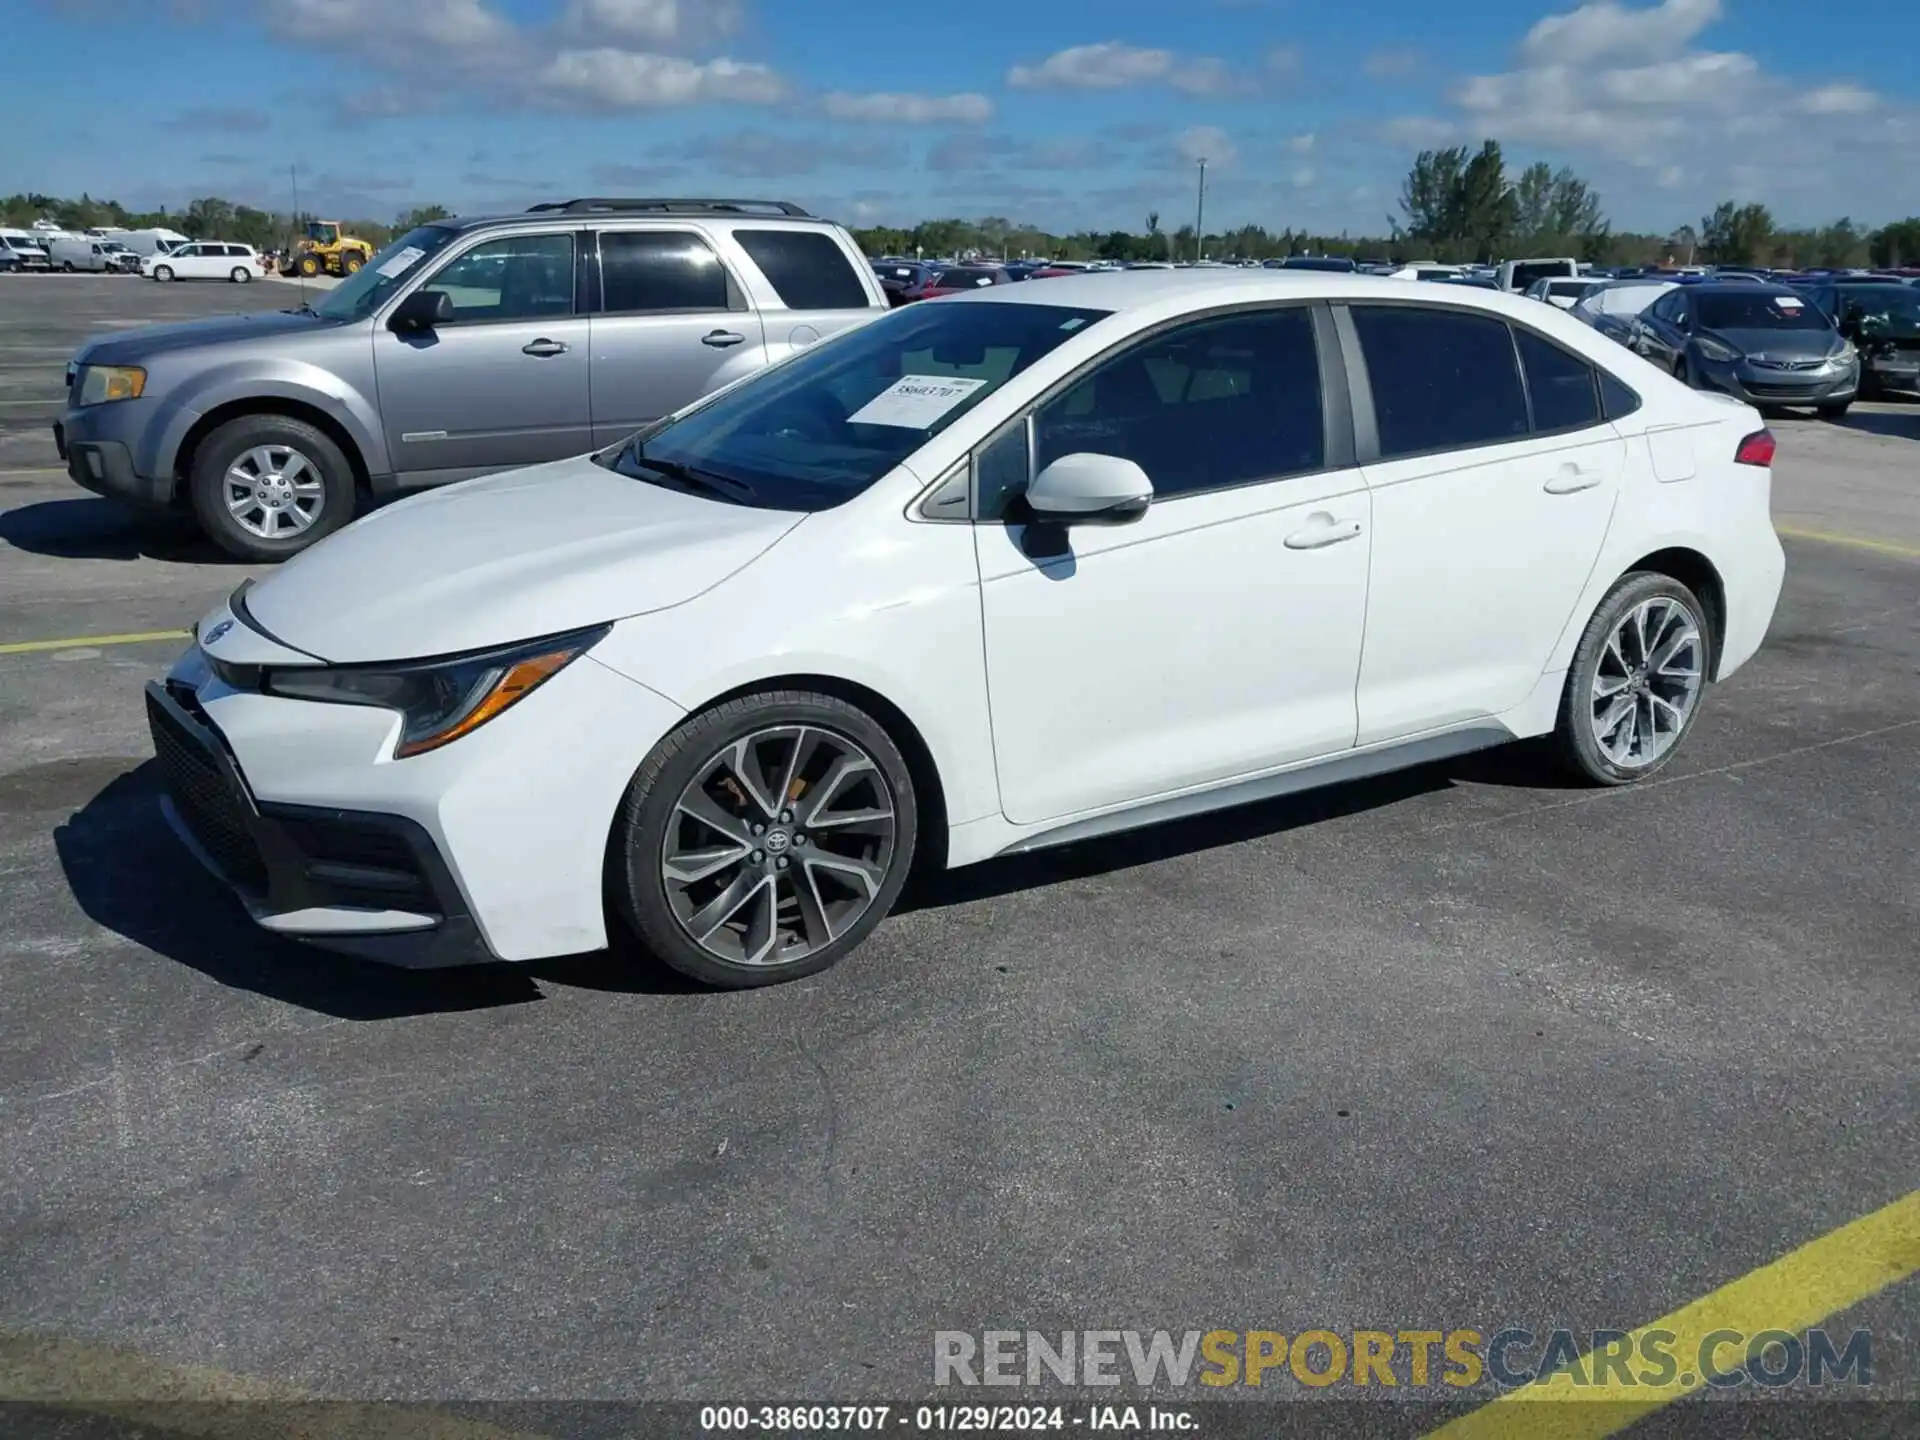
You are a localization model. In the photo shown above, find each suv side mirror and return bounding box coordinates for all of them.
[1024,452,1153,525]
[389,289,454,333]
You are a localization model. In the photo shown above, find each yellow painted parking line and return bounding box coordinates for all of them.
[0,466,69,478]
[0,628,189,656]
[1425,1188,1920,1440]
[1777,525,1920,560]
[1,1331,547,1440]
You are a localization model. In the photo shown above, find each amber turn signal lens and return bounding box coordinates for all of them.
[393,650,575,758]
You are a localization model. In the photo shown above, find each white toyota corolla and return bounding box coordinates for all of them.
[154,271,1785,986]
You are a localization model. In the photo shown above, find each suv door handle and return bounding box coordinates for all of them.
[702,330,746,348]
[1544,465,1603,495]
[1284,515,1364,549]
[522,338,568,357]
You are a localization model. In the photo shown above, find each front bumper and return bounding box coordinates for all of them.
[147,681,488,967]
[1697,356,1858,408]
[1864,354,1920,396]
[55,404,175,506]
[151,631,688,965]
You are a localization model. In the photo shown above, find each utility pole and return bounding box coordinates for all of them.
[1194,158,1207,264]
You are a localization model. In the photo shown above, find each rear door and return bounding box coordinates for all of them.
[372,229,593,484]
[1343,303,1624,744]
[584,226,767,449]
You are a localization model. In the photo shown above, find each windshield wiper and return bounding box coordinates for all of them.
[625,450,757,503]
[284,303,318,317]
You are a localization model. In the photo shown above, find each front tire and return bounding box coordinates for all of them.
[1554,572,1711,786]
[613,692,919,988]
[1816,401,1850,420]
[342,253,365,274]
[296,254,321,278]
[152,265,173,282]
[187,414,356,561]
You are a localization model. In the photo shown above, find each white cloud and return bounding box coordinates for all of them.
[1797,83,1876,115]
[1292,167,1317,188]
[1176,125,1234,167]
[537,49,784,107]
[1007,41,1244,95]
[1517,0,1719,66]
[556,0,743,47]
[1287,132,1316,154]
[822,91,993,124]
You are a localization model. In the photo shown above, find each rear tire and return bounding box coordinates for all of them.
[229,266,251,284]
[187,413,356,562]
[61,261,75,273]
[1554,572,1711,786]
[613,691,919,989]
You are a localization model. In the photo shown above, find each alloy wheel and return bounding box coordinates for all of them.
[661,725,897,966]
[1589,595,1704,769]
[223,444,326,540]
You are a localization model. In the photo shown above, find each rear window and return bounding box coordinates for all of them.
[734,229,872,311]
[1352,305,1529,459]
[1514,328,1600,433]
[1512,260,1576,289]
[939,269,1000,287]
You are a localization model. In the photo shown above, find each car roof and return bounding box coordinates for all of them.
[440,206,834,234]
[957,267,1566,319]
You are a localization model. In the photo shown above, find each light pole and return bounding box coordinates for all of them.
[1194,158,1207,264]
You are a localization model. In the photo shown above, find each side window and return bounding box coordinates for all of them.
[1030,308,1324,500]
[1599,371,1642,422]
[598,230,732,314]
[733,229,871,311]
[423,234,575,322]
[1649,290,1682,323]
[1513,328,1601,434]
[974,420,1031,520]
[1350,305,1529,459]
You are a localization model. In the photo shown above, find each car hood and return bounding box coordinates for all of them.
[1704,327,1839,360]
[79,310,340,365]
[238,454,806,664]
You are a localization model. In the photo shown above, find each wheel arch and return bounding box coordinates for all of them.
[173,398,372,500]
[1621,546,1727,675]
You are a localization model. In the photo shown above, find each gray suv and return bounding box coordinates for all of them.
[56,198,888,559]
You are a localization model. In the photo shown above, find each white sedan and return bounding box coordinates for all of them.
[145,241,261,283]
[155,271,1786,986]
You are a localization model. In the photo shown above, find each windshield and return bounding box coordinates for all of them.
[1833,286,1920,327]
[1696,291,1832,332]
[608,300,1110,511]
[307,222,338,243]
[311,225,460,322]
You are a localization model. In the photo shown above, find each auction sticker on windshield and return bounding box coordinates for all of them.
[1773,295,1805,310]
[848,375,989,429]
[377,246,426,279]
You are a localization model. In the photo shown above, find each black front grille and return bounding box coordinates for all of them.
[1744,380,1825,398]
[145,690,269,894]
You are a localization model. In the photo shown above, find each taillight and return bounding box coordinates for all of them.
[1734,429,1776,467]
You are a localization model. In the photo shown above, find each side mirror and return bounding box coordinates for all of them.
[1024,452,1153,525]
[389,288,454,333]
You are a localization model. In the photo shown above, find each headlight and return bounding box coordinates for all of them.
[1693,337,1738,363]
[1833,340,1857,365]
[73,365,146,406]
[260,625,609,758]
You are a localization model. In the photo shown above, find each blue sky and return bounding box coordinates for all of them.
[9,0,1920,235]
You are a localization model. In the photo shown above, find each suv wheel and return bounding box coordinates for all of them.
[152,265,174,282]
[613,692,919,988]
[188,414,356,561]
[1554,572,1711,786]
[229,266,251,284]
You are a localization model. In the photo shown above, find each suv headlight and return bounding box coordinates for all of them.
[1693,336,1738,363]
[259,625,608,758]
[73,365,146,406]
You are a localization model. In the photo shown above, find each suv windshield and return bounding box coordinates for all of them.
[607,300,1110,510]
[1696,291,1832,331]
[1833,286,1920,329]
[311,225,461,322]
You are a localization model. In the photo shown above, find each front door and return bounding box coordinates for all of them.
[1344,304,1623,745]
[373,230,592,485]
[976,306,1370,826]
[584,227,768,448]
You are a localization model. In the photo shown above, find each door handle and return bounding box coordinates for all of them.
[1283,516,1364,550]
[702,329,747,348]
[522,338,568,357]
[1544,465,1603,495]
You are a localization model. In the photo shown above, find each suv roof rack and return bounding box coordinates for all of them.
[525,198,813,217]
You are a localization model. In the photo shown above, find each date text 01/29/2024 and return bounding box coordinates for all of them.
[699,1405,1194,1432]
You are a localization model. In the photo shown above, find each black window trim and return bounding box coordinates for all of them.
[1334,299,1628,464]
[589,224,748,318]
[962,298,1353,521]
[404,227,585,330]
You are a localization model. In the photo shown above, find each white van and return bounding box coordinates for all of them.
[114,227,192,257]
[48,236,115,273]
[0,229,52,271]
[1495,256,1579,292]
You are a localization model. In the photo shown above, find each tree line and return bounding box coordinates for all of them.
[10,143,1920,270]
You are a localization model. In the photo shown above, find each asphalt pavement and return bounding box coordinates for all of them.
[0,274,1914,1439]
